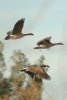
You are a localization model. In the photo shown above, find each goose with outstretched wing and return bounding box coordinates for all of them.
[20,64,51,82]
[5,18,34,40]
[34,36,64,49]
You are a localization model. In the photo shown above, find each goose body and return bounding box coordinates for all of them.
[5,18,34,40]
[34,36,64,49]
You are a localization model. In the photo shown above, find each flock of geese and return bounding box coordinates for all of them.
[5,18,64,82]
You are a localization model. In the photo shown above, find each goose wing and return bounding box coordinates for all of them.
[35,67,51,80]
[40,71,51,80]
[37,36,52,46]
[12,18,25,35]
[45,36,51,41]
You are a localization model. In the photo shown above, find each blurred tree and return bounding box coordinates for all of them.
[25,78,42,100]
[0,72,3,81]
[10,50,29,100]
[17,78,42,100]
[0,41,6,72]
[0,42,49,100]
[0,41,12,100]
[9,50,44,100]
[0,78,12,95]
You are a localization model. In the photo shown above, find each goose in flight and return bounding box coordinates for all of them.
[34,36,64,49]
[20,64,51,81]
[5,18,34,40]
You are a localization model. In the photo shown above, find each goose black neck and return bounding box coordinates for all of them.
[52,42,64,46]
[24,33,34,36]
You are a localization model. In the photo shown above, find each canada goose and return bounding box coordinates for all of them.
[20,65,51,80]
[5,18,34,40]
[34,36,64,49]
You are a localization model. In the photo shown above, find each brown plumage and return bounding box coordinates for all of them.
[20,64,51,81]
[5,18,34,40]
[34,36,64,49]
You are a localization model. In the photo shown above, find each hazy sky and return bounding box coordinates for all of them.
[0,0,67,99]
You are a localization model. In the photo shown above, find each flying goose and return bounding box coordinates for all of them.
[34,36,64,49]
[5,18,34,40]
[20,64,51,81]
